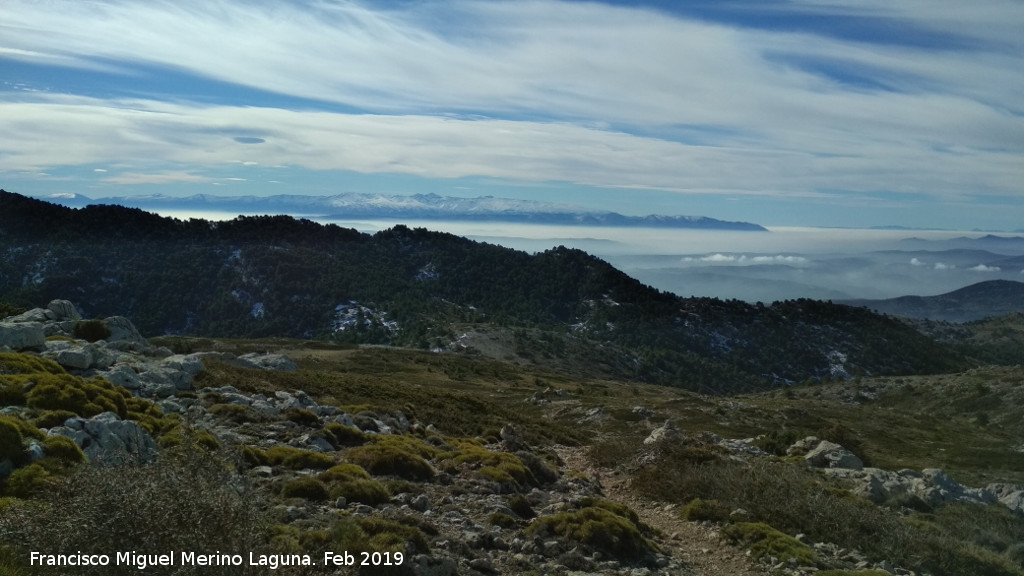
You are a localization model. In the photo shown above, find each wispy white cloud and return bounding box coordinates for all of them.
[0,0,1021,216]
[102,170,214,185]
[969,264,1001,272]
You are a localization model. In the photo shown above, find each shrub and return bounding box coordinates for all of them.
[680,498,731,522]
[72,320,111,343]
[507,493,536,519]
[322,423,367,447]
[328,479,391,506]
[280,477,329,501]
[443,441,534,486]
[208,403,262,424]
[488,512,520,529]
[3,464,50,499]
[41,435,87,465]
[346,444,435,481]
[157,427,221,452]
[0,354,65,376]
[0,418,24,464]
[526,506,655,560]
[319,464,370,483]
[30,410,77,429]
[263,446,335,470]
[724,522,817,565]
[0,445,271,576]
[285,408,319,426]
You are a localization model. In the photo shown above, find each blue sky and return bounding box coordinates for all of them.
[1,0,1022,229]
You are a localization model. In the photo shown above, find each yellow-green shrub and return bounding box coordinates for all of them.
[42,435,86,464]
[262,445,335,470]
[328,479,391,506]
[323,423,367,447]
[4,464,50,499]
[319,463,371,483]
[681,498,731,522]
[30,410,77,429]
[0,354,65,376]
[724,522,817,565]
[280,477,329,501]
[346,443,434,481]
[0,418,24,464]
[526,506,655,560]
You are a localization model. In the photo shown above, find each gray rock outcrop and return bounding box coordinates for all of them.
[0,322,45,350]
[49,412,158,465]
[805,440,864,470]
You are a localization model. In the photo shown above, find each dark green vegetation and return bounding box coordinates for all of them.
[0,190,970,393]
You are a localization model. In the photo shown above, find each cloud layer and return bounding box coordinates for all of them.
[1,0,1022,226]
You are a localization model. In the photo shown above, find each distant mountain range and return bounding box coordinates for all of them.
[32,192,767,231]
[840,279,1024,322]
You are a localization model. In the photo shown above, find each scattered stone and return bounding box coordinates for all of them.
[643,420,682,445]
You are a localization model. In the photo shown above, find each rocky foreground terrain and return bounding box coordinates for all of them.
[3,301,1024,576]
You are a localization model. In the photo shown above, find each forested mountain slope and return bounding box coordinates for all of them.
[0,190,967,392]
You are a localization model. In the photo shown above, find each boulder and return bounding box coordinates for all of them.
[805,441,863,470]
[787,436,822,457]
[0,322,45,350]
[6,308,49,323]
[50,412,158,465]
[47,299,81,322]
[988,483,1024,515]
[54,348,93,371]
[237,353,298,372]
[103,316,148,348]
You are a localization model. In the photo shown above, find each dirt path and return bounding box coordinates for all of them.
[555,446,765,576]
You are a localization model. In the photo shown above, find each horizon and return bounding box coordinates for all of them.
[2,0,1022,231]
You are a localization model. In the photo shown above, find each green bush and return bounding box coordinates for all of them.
[347,443,435,481]
[526,506,655,560]
[724,522,817,565]
[488,512,520,529]
[507,493,536,519]
[72,320,111,343]
[280,477,329,501]
[328,479,391,506]
[322,423,367,447]
[42,435,86,465]
[262,446,335,470]
[284,408,319,426]
[681,498,731,522]
[30,410,77,429]
[318,463,370,483]
[0,354,65,376]
[3,464,50,499]
[0,418,24,464]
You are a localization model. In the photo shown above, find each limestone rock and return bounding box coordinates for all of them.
[50,412,158,465]
[804,440,863,470]
[786,436,822,457]
[47,299,81,321]
[103,316,148,348]
[0,322,45,350]
[54,348,93,370]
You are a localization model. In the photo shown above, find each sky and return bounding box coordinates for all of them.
[1,0,1023,230]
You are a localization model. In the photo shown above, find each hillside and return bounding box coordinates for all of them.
[1,306,1023,576]
[0,190,968,392]
[841,280,1024,322]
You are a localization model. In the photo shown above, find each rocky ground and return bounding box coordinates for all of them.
[3,300,1024,576]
